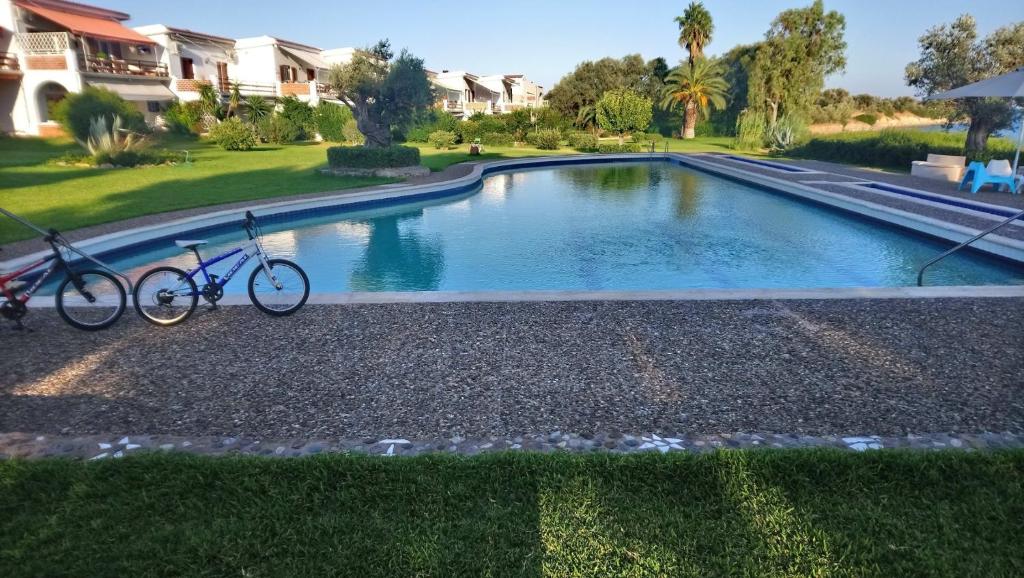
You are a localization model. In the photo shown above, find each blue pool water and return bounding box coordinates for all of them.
[92,162,1023,293]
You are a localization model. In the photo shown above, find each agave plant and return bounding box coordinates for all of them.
[77,115,142,160]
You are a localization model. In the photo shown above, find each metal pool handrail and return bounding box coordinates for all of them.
[917,207,1024,286]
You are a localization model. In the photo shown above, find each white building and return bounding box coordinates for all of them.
[0,0,174,135]
[232,35,332,103]
[428,70,503,117]
[132,24,236,102]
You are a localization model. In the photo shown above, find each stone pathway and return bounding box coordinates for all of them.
[3,431,1020,460]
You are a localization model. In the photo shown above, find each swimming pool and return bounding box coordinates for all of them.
[80,161,1024,294]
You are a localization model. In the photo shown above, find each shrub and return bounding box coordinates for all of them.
[52,87,147,142]
[429,130,457,149]
[163,100,204,135]
[735,108,767,150]
[256,115,303,144]
[405,125,432,143]
[787,129,1017,169]
[278,96,316,139]
[244,95,273,123]
[527,129,561,150]
[597,142,642,153]
[314,102,353,142]
[853,113,877,126]
[327,145,420,168]
[767,114,809,152]
[568,132,599,152]
[208,117,258,150]
[480,132,513,147]
[342,119,365,145]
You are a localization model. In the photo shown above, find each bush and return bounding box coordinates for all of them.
[527,129,561,150]
[853,113,877,126]
[480,132,513,147]
[568,132,599,152]
[597,142,642,153]
[314,102,353,142]
[405,125,433,143]
[342,119,365,145]
[208,117,258,151]
[429,130,456,149]
[163,100,203,136]
[256,115,302,144]
[787,129,1018,169]
[52,87,147,142]
[327,145,420,169]
[278,96,315,139]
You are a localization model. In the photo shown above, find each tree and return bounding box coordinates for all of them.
[545,55,662,120]
[906,16,1024,152]
[675,1,715,137]
[676,1,714,65]
[661,58,729,139]
[328,40,434,148]
[748,0,847,126]
[596,89,653,144]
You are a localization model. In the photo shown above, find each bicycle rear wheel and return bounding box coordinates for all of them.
[247,259,309,316]
[55,269,126,331]
[133,266,198,326]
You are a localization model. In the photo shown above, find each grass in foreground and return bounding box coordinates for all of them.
[1,450,1021,577]
[0,135,745,245]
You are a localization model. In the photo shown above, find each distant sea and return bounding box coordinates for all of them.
[912,118,1022,140]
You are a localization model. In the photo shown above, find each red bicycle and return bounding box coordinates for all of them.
[1,228,126,331]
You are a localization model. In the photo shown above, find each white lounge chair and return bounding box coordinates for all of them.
[911,154,966,182]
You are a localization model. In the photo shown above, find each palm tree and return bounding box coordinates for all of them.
[575,104,598,135]
[674,2,714,138]
[226,82,242,118]
[660,58,728,139]
[243,95,272,123]
[675,1,714,65]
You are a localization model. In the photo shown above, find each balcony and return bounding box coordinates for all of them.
[81,56,167,78]
[0,52,20,77]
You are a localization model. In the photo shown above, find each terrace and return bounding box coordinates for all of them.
[0,52,21,76]
[15,31,167,77]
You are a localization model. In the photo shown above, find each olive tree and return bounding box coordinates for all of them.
[596,89,653,145]
[328,40,434,148]
[906,16,1024,152]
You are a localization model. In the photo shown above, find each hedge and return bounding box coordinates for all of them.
[787,129,1018,170]
[598,142,642,153]
[327,145,420,169]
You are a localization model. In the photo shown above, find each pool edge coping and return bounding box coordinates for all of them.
[4,152,1023,279]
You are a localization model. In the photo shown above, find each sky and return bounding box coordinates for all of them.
[101,0,1023,97]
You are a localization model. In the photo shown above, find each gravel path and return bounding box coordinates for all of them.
[2,299,1021,439]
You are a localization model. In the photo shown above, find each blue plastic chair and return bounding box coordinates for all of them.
[959,161,1020,194]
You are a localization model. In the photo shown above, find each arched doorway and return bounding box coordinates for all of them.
[36,82,68,122]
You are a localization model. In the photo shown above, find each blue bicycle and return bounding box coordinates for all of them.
[132,211,309,326]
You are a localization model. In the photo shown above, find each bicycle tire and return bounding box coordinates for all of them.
[247,259,309,316]
[55,269,126,331]
[133,266,198,326]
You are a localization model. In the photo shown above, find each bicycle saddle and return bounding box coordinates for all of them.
[175,240,208,250]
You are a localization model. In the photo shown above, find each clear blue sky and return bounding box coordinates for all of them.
[102,0,1023,97]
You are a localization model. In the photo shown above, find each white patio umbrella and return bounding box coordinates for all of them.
[927,66,1024,183]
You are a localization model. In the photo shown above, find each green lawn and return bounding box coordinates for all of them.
[1,450,1021,577]
[0,135,742,245]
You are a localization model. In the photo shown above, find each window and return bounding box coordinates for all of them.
[147,101,161,113]
[279,64,290,82]
[290,67,298,82]
[180,57,194,80]
[306,68,316,81]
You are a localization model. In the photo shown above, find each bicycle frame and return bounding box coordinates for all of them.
[180,238,282,295]
[0,252,61,305]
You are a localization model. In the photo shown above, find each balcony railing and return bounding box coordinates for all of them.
[82,56,167,77]
[0,52,19,72]
[15,31,70,55]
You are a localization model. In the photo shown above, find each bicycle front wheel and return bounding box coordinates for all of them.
[133,266,198,326]
[248,259,309,316]
[55,269,126,331]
